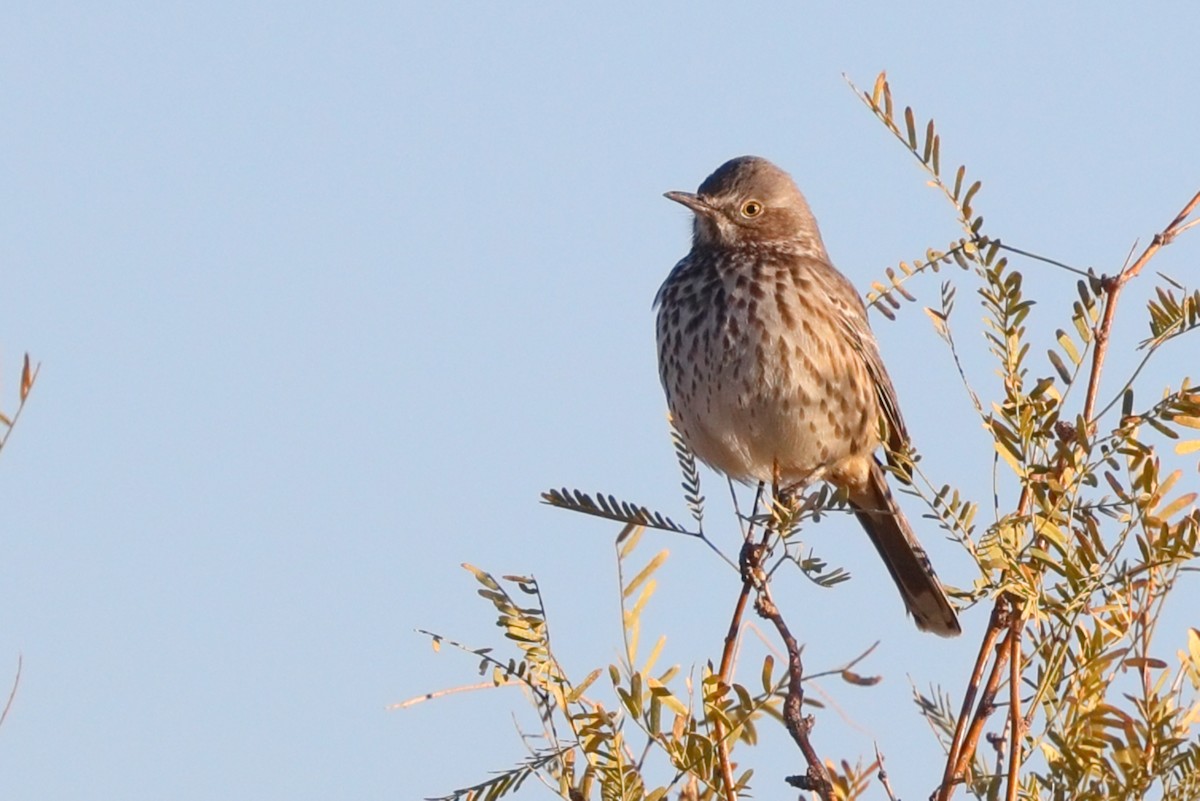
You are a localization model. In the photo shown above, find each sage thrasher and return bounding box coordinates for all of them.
[654,155,960,637]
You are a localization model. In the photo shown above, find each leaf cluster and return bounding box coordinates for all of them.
[854,73,1200,801]
[421,529,820,801]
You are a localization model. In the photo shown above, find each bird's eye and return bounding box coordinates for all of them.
[740,200,764,218]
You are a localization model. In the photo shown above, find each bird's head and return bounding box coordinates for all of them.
[665,156,826,254]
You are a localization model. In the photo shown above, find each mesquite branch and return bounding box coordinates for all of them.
[934,188,1200,801]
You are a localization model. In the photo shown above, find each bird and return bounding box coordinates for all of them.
[654,156,961,637]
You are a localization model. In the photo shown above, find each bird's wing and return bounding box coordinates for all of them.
[859,333,911,468]
[818,260,912,471]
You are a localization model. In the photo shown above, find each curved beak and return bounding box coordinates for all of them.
[663,191,714,216]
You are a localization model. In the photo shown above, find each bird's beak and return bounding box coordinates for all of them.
[663,191,714,216]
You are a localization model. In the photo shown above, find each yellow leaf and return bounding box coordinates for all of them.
[462,563,501,591]
[1185,629,1200,690]
[1176,439,1200,455]
[616,523,644,557]
[641,634,666,676]
[993,437,1024,476]
[924,307,949,338]
[623,550,668,599]
[568,669,602,703]
[628,580,656,620]
[646,677,689,716]
[871,71,886,107]
[1155,492,1197,522]
[1123,657,1168,670]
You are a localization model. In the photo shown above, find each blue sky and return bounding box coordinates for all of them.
[1,3,1198,799]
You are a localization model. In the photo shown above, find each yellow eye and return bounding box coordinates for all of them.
[740,200,763,218]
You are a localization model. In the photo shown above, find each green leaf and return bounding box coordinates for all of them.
[1154,491,1196,521]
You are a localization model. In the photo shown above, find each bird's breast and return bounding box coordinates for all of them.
[656,254,880,484]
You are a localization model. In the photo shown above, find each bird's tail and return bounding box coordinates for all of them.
[848,460,961,637]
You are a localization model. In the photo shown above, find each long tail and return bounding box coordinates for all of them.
[847,460,961,637]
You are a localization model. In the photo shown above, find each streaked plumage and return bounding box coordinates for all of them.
[655,156,960,637]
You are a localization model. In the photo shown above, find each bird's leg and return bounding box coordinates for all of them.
[770,460,801,521]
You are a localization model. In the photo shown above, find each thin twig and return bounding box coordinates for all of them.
[0,655,20,728]
[0,359,40,455]
[710,486,770,801]
[803,641,880,682]
[937,470,1031,801]
[409,628,557,716]
[988,731,1007,798]
[754,564,833,800]
[931,290,985,416]
[875,744,901,801]
[1082,190,1200,425]
[718,540,763,681]
[953,628,1012,787]
[389,681,498,710]
[730,481,833,800]
[710,544,757,801]
[937,606,1014,801]
[991,241,1092,278]
[1005,617,1023,801]
[939,602,1007,793]
[729,477,750,539]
